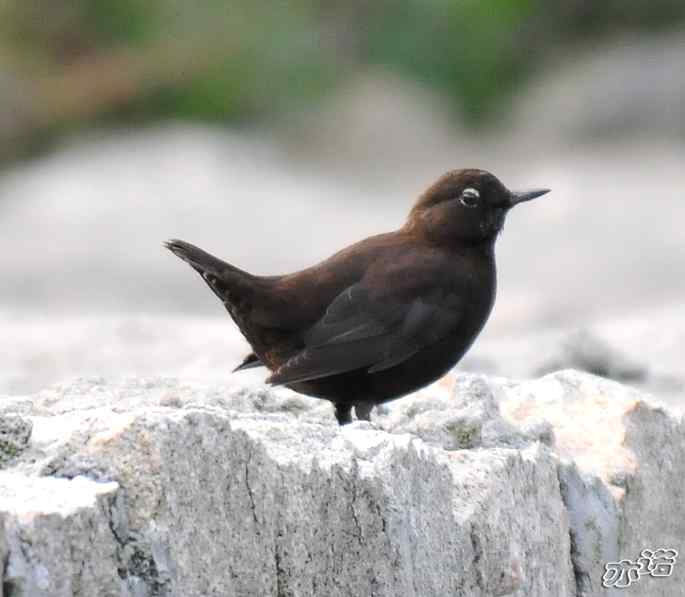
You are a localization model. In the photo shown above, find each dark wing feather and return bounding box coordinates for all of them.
[266,283,462,385]
[304,286,394,347]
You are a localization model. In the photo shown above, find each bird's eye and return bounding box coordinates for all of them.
[460,187,480,208]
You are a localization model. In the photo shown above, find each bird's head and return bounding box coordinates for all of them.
[406,169,549,246]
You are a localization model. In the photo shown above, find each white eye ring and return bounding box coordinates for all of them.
[460,187,480,207]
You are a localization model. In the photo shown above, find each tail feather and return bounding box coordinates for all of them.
[166,240,266,368]
[164,239,251,305]
[232,352,264,372]
[164,239,235,277]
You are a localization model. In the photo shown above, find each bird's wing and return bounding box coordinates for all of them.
[266,283,462,385]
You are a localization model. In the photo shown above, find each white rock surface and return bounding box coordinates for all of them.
[0,370,683,596]
[0,474,121,597]
[497,372,685,597]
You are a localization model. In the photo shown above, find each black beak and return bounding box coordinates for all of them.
[508,188,550,207]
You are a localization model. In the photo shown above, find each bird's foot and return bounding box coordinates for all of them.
[354,401,374,422]
[334,404,353,426]
[334,402,375,426]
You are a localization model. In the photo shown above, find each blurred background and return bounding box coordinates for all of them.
[0,1,683,406]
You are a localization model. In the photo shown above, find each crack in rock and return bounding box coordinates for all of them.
[1,372,681,596]
[244,450,259,526]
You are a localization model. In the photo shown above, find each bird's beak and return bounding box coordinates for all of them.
[508,188,550,207]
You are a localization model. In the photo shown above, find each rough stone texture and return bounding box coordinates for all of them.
[0,414,32,467]
[0,370,682,596]
[461,305,685,409]
[0,474,121,597]
[496,372,685,597]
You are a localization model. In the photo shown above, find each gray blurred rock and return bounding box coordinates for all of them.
[460,304,685,410]
[0,370,683,596]
[513,32,685,142]
[536,329,647,383]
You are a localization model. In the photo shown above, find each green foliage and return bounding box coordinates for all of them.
[1,0,685,150]
[360,0,537,123]
[81,0,158,45]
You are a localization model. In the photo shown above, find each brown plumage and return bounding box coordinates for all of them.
[165,169,549,424]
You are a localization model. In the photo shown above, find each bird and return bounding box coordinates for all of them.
[165,169,549,425]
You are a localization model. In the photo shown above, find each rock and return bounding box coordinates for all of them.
[0,474,121,597]
[535,330,647,383]
[0,370,683,596]
[499,371,685,597]
[512,32,685,142]
[0,414,32,467]
[462,304,685,409]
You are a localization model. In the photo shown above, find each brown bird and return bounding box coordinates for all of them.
[165,169,549,424]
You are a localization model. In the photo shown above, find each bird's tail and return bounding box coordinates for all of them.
[164,239,232,275]
[164,238,252,304]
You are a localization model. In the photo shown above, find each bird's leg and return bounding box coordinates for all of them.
[334,404,353,426]
[354,402,373,422]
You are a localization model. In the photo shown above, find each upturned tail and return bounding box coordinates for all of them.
[164,238,253,305]
[164,239,234,275]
